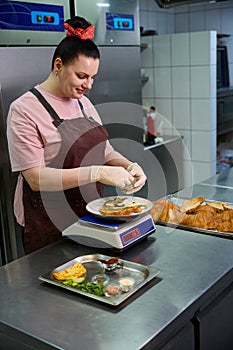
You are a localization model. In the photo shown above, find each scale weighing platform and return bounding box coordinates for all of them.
[62,213,156,250]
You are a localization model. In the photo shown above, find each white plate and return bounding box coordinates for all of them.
[86,196,152,220]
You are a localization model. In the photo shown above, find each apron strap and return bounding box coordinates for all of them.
[30,87,63,127]
[78,99,96,123]
[30,87,95,125]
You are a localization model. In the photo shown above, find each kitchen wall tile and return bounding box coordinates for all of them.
[172,67,190,98]
[180,159,195,188]
[177,129,192,159]
[174,5,189,13]
[190,31,216,66]
[221,7,233,35]
[173,99,191,130]
[205,9,221,33]
[154,98,172,124]
[190,11,205,32]
[153,35,171,67]
[171,33,190,66]
[158,13,170,35]
[175,13,189,33]
[141,68,154,98]
[148,11,159,31]
[154,67,172,98]
[189,3,206,12]
[191,130,216,162]
[147,0,160,11]
[140,0,148,11]
[191,98,216,131]
[141,37,153,68]
[167,14,175,34]
[158,109,175,135]
[190,66,212,99]
[139,10,148,31]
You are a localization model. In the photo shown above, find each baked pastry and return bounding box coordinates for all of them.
[223,202,233,210]
[150,196,233,233]
[206,201,225,211]
[150,199,180,222]
[180,197,205,214]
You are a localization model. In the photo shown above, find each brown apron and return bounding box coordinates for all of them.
[22,88,108,254]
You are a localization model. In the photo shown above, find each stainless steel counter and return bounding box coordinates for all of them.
[0,228,233,350]
[1,168,233,349]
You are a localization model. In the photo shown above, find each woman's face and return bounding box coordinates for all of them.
[55,54,99,98]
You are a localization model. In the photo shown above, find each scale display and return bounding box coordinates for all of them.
[106,12,134,31]
[0,0,64,32]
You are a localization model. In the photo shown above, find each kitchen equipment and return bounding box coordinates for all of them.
[73,0,142,105]
[0,0,70,45]
[73,0,140,46]
[62,213,156,250]
[39,253,160,306]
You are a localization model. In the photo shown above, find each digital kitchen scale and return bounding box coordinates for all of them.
[62,213,156,250]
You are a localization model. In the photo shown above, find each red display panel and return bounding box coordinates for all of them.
[122,228,140,244]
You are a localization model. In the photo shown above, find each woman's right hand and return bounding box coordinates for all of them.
[95,166,136,190]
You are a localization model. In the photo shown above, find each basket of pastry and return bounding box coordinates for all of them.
[150,196,233,238]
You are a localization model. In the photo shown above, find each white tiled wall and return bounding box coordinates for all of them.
[141,31,217,184]
[139,0,233,184]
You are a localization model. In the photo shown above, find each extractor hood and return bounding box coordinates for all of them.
[155,0,227,8]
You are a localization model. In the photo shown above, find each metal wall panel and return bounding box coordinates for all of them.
[74,0,140,46]
[0,47,54,263]
[89,46,142,105]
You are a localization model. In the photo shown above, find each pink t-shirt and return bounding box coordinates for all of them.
[7,85,114,226]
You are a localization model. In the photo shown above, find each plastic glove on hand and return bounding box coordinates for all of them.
[95,166,136,190]
[123,163,147,194]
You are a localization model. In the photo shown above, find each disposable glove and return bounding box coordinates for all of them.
[123,163,147,194]
[91,165,136,190]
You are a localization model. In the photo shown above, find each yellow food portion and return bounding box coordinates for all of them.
[53,262,86,281]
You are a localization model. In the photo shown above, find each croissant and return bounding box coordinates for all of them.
[150,197,233,233]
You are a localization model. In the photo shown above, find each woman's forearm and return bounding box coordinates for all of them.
[22,166,93,191]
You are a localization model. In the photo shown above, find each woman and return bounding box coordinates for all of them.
[7,16,147,254]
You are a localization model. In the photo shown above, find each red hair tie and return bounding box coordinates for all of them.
[64,22,95,40]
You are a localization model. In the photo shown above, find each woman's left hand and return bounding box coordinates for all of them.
[123,163,147,194]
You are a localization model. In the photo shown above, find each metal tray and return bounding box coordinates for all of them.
[39,254,160,306]
[156,195,233,239]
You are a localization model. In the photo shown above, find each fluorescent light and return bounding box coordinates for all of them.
[96,2,110,7]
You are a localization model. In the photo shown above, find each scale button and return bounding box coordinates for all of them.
[122,21,129,27]
[44,15,55,23]
[36,15,42,23]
